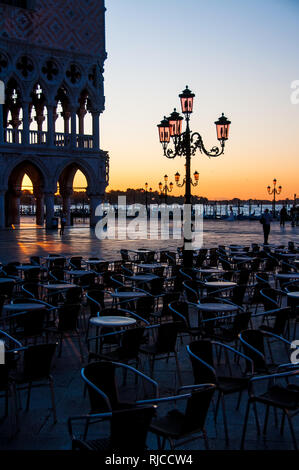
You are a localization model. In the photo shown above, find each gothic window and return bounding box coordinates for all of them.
[16,55,34,78]
[66,64,81,85]
[41,60,59,82]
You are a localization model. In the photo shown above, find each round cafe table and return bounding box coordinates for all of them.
[0,278,15,284]
[287,292,299,299]
[127,274,159,282]
[3,303,46,313]
[279,253,298,258]
[233,256,252,262]
[204,281,237,288]
[89,315,136,328]
[195,268,224,274]
[85,259,106,264]
[275,273,299,280]
[136,263,162,270]
[110,291,147,300]
[41,283,76,290]
[66,270,89,276]
[197,302,238,312]
[17,265,40,271]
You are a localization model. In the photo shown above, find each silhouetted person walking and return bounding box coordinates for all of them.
[260,208,272,245]
[280,206,287,227]
[60,213,66,236]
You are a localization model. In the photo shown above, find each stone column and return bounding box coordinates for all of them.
[8,189,21,226]
[47,103,55,147]
[78,107,87,136]
[34,188,44,226]
[45,192,55,229]
[92,111,100,149]
[0,190,5,228]
[62,110,71,134]
[88,193,103,227]
[70,107,77,149]
[61,188,73,226]
[22,100,30,145]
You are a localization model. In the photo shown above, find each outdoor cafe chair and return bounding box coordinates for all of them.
[139,322,182,386]
[12,342,57,424]
[87,326,146,372]
[0,329,22,434]
[68,405,156,451]
[168,301,202,341]
[240,367,299,450]
[139,384,216,450]
[238,329,292,373]
[187,339,255,445]
[81,361,159,434]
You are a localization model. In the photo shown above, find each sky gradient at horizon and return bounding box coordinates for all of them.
[99,0,299,200]
[21,0,299,200]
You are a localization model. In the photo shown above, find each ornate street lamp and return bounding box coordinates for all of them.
[158,174,173,203]
[267,178,282,218]
[157,85,231,266]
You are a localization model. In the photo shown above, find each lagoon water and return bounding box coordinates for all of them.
[0,216,298,263]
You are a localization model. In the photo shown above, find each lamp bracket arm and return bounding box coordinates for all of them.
[191,132,224,158]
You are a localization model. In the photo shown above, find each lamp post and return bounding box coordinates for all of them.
[158,174,173,204]
[267,178,282,218]
[144,182,149,210]
[157,86,231,267]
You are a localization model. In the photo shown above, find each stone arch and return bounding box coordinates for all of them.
[55,159,97,226]
[5,159,46,226]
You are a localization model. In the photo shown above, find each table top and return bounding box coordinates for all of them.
[196,268,225,274]
[17,265,40,271]
[44,256,66,261]
[197,302,238,312]
[229,245,244,248]
[275,273,299,279]
[278,253,298,258]
[89,315,136,327]
[0,278,15,284]
[130,249,153,254]
[127,274,159,282]
[41,283,76,289]
[233,256,252,262]
[85,259,106,264]
[287,291,299,299]
[66,270,89,276]
[3,303,46,312]
[111,291,147,299]
[204,281,237,288]
[137,263,162,269]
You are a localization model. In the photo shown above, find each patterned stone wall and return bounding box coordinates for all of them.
[0,0,105,57]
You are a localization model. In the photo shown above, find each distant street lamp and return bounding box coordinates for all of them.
[144,182,149,210]
[158,174,173,203]
[157,85,231,266]
[267,178,282,218]
[175,170,199,187]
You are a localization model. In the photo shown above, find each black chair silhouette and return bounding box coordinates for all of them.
[168,301,202,340]
[240,368,299,450]
[68,405,156,451]
[14,343,57,423]
[81,361,158,438]
[141,384,216,450]
[139,322,182,386]
[187,339,255,445]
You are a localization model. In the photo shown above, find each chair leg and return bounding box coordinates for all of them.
[26,382,32,411]
[236,390,243,410]
[174,351,182,386]
[280,411,285,435]
[263,405,270,435]
[49,376,57,424]
[240,400,251,450]
[221,394,229,446]
[253,402,260,435]
[285,410,298,451]
[203,429,209,450]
